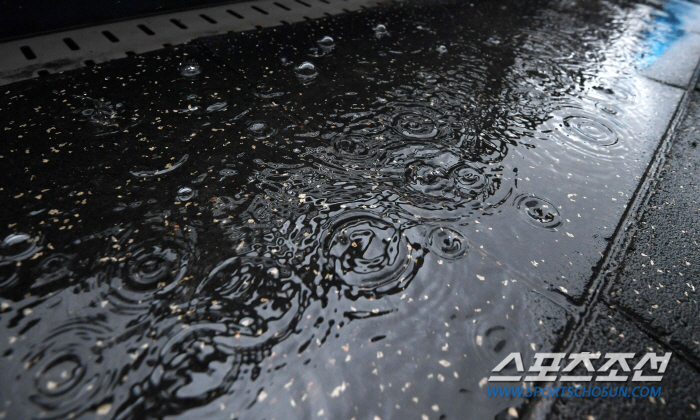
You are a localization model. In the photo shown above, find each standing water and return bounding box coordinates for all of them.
[0,0,694,419]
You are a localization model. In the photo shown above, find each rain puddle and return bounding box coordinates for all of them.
[0,0,694,418]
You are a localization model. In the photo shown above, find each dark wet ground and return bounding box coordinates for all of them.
[1,0,700,419]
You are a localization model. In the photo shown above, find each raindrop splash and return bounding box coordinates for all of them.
[177,186,195,201]
[514,194,562,229]
[374,24,389,38]
[294,61,318,85]
[427,227,468,260]
[317,36,335,52]
[394,112,438,139]
[179,60,202,77]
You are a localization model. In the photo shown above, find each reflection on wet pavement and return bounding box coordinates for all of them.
[0,0,697,418]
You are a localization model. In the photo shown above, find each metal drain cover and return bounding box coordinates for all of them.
[0,0,384,86]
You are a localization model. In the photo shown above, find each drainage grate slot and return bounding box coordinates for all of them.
[251,5,270,15]
[227,9,244,19]
[320,0,330,4]
[20,46,37,60]
[171,19,188,29]
[37,70,50,77]
[125,51,136,57]
[137,24,155,35]
[63,37,80,51]
[102,30,120,42]
[295,0,312,6]
[274,2,291,10]
[200,14,217,24]
[84,59,96,66]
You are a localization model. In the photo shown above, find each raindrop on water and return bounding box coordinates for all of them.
[374,24,389,38]
[437,45,448,54]
[317,36,335,52]
[246,120,277,139]
[206,102,227,112]
[563,115,617,146]
[427,227,468,260]
[322,213,420,297]
[179,60,202,77]
[1,233,39,261]
[294,62,318,85]
[331,134,377,161]
[394,112,438,139]
[514,194,562,229]
[177,187,195,201]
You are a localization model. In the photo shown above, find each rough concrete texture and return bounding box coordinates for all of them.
[548,303,700,419]
[607,91,700,363]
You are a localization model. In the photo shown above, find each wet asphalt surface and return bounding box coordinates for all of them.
[1,0,700,419]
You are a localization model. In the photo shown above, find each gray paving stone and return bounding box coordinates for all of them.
[547,303,700,420]
[641,32,700,89]
[607,91,700,363]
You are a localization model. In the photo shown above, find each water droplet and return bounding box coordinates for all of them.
[437,45,448,54]
[248,122,266,132]
[374,24,389,38]
[206,102,227,112]
[1,233,39,261]
[125,246,183,291]
[588,79,638,103]
[294,62,318,85]
[595,102,622,116]
[514,194,562,229]
[177,187,195,201]
[450,164,491,200]
[406,162,450,195]
[179,60,201,77]
[246,121,277,139]
[317,36,335,52]
[427,227,468,260]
